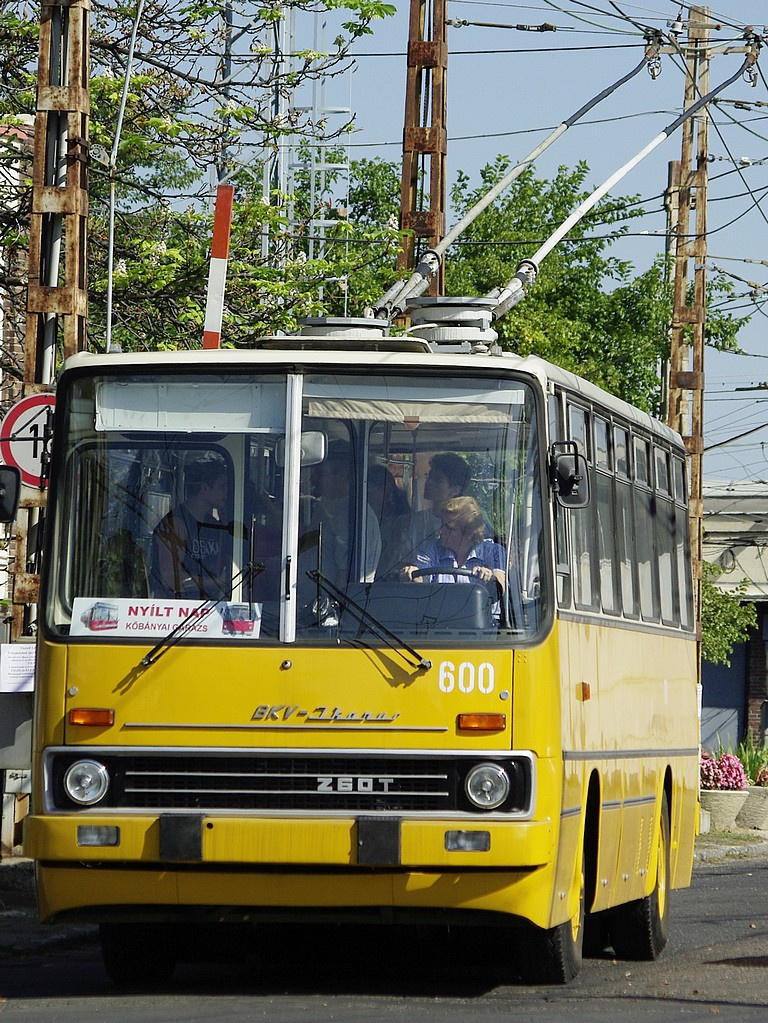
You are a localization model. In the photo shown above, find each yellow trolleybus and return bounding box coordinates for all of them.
[23,312,698,983]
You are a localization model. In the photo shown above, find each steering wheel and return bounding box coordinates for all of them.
[410,567,478,580]
[410,567,504,603]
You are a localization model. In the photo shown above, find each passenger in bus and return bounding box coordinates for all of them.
[308,441,381,586]
[149,458,232,600]
[366,464,412,579]
[401,496,506,623]
[410,452,470,550]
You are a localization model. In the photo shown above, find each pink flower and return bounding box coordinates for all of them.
[700,755,721,790]
[700,752,747,790]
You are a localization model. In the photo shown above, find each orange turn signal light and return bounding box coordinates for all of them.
[457,713,506,732]
[68,708,115,727]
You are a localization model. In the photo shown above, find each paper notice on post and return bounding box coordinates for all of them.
[0,643,36,693]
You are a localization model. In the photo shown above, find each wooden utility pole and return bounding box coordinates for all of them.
[26,0,90,380]
[2,0,90,851]
[399,0,447,294]
[666,7,709,641]
[12,0,90,634]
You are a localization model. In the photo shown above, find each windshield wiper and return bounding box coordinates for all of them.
[306,570,432,672]
[138,561,265,669]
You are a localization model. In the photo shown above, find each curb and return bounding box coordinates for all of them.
[692,830,768,864]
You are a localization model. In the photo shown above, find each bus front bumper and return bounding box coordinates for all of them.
[27,814,560,928]
[25,812,553,869]
[26,813,556,925]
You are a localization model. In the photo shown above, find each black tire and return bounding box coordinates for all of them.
[517,858,584,984]
[608,792,671,960]
[583,909,612,957]
[99,922,177,985]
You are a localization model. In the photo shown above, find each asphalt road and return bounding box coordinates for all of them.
[1,835,767,1022]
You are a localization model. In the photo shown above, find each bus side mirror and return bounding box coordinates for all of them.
[0,466,21,523]
[275,431,327,468]
[550,442,590,509]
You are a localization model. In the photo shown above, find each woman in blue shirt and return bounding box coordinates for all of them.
[401,497,506,621]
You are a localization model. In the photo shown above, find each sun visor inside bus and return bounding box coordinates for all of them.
[94,381,286,433]
[306,399,512,424]
[303,379,527,424]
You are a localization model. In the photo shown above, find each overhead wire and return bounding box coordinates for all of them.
[351,43,645,54]
[606,0,654,34]
[538,0,638,33]
[488,51,756,316]
[707,112,768,234]
[366,3,768,329]
[375,41,657,313]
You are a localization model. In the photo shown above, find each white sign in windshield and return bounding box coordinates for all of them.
[70,598,261,639]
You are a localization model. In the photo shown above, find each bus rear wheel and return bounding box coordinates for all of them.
[608,792,671,960]
[99,922,177,985]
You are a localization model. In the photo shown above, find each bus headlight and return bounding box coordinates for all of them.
[63,760,110,806]
[464,762,510,810]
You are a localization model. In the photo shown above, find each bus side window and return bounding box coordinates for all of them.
[549,393,571,608]
[614,426,638,618]
[568,404,597,611]
[633,436,659,622]
[655,446,678,626]
[594,417,618,615]
[674,456,694,629]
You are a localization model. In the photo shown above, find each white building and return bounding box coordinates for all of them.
[702,480,768,750]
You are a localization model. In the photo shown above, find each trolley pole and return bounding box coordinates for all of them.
[399,0,448,294]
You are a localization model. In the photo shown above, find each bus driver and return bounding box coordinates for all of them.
[401,496,506,624]
[150,458,232,600]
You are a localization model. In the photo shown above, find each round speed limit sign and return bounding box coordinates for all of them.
[0,394,56,488]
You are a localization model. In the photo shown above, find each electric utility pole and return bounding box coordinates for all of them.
[1,0,89,854]
[399,0,447,294]
[14,0,90,632]
[666,7,710,640]
[665,8,759,643]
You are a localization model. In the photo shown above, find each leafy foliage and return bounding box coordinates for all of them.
[0,10,751,386]
[736,732,768,785]
[701,562,757,666]
[0,2,397,353]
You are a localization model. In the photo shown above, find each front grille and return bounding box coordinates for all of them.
[50,752,531,814]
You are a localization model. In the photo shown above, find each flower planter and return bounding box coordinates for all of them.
[700,789,749,832]
[735,786,768,831]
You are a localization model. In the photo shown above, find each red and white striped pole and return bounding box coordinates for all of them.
[202,184,235,349]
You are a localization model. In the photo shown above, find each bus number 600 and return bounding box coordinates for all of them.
[438,661,494,694]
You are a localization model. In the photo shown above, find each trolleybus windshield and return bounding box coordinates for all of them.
[44,369,548,645]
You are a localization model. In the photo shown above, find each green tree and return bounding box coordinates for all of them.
[0,1,396,355]
[701,563,757,666]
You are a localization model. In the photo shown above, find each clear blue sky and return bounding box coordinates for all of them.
[317,1,768,483]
